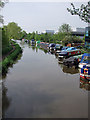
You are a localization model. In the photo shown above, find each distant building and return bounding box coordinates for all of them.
[46,30,54,34]
[85,27,90,48]
[72,28,85,39]
[42,30,55,34]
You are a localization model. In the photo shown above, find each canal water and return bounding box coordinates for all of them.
[2,41,88,118]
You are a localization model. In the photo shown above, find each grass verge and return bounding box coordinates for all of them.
[0,41,22,76]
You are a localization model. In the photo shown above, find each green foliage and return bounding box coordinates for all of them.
[58,24,72,33]
[2,45,13,55]
[20,30,27,39]
[6,22,22,40]
[67,1,90,23]
[30,32,35,39]
[1,41,22,75]
[62,35,83,46]
[2,27,9,47]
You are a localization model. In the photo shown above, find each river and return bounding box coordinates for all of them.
[1,40,88,118]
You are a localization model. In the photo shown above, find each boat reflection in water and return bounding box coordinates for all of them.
[59,64,79,74]
[80,77,90,91]
[48,50,55,55]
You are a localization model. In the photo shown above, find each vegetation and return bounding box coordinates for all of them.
[0,41,22,75]
[24,23,82,45]
[4,22,25,40]
[62,35,84,46]
[67,2,90,52]
[67,1,90,23]
[58,24,72,33]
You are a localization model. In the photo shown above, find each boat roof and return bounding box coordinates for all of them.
[80,53,90,63]
[66,47,76,51]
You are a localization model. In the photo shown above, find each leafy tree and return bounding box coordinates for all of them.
[30,32,35,39]
[62,35,83,46]
[67,1,90,23]
[20,30,27,39]
[58,24,72,33]
[6,22,22,40]
[2,26,9,47]
[35,31,41,41]
[26,33,31,40]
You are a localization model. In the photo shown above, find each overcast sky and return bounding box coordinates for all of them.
[2,1,88,33]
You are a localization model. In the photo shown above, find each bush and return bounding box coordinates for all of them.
[1,41,22,75]
[2,45,13,55]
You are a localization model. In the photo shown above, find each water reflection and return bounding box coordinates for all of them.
[1,53,22,80]
[80,77,90,91]
[59,64,79,74]
[2,82,11,118]
[48,50,55,55]
[2,41,88,118]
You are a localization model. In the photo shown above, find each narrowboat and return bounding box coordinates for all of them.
[80,64,90,80]
[79,53,90,68]
[49,43,56,50]
[55,46,69,56]
[54,44,63,51]
[58,47,81,59]
[36,40,41,45]
[79,53,90,80]
[63,55,82,68]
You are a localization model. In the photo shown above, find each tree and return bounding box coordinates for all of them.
[20,30,27,39]
[58,24,72,33]
[67,1,90,23]
[2,26,9,47]
[30,32,35,39]
[6,22,22,40]
[62,35,83,46]
[0,0,8,24]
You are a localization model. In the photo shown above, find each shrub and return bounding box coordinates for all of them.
[1,41,22,75]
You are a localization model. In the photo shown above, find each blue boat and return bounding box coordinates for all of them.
[49,43,56,50]
[79,53,90,68]
[58,47,81,59]
[79,53,90,80]
[61,47,77,52]
[31,39,36,44]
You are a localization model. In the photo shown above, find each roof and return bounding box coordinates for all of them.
[80,53,90,63]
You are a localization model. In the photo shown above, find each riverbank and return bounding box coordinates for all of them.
[0,41,22,76]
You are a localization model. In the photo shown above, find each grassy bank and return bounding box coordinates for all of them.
[0,41,22,76]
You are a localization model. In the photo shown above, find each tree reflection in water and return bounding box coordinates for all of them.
[0,81,2,119]
[2,82,11,118]
[80,77,90,91]
[2,51,22,118]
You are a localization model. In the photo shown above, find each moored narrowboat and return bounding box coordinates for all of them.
[79,53,90,68]
[49,43,56,50]
[54,44,63,51]
[80,64,90,80]
[58,47,81,59]
[63,55,82,68]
